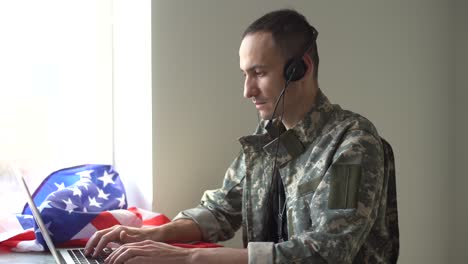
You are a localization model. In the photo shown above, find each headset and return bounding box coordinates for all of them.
[266,26,319,131]
[282,27,319,82]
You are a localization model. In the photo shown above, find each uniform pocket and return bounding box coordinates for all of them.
[328,164,361,209]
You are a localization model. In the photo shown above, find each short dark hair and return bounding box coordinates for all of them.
[242,9,319,79]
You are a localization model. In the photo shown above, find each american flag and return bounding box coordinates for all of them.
[0,165,221,252]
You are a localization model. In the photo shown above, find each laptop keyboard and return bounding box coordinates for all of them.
[68,248,113,264]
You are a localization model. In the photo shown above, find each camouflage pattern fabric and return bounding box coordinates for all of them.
[174,89,399,263]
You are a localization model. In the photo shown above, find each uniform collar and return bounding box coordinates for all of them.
[239,89,335,167]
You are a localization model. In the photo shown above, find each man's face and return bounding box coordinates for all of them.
[239,32,287,120]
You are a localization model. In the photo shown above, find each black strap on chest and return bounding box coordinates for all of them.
[263,120,296,243]
[271,168,288,243]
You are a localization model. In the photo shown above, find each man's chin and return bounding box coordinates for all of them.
[258,111,272,120]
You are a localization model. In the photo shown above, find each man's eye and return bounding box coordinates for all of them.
[255,71,265,76]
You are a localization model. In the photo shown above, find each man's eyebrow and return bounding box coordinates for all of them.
[241,65,267,72]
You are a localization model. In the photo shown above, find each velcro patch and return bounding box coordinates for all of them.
[328,164,361,209]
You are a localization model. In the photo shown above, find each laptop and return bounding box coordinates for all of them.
[15,173,112,264]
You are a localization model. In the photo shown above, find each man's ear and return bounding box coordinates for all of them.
[303,53,314,79]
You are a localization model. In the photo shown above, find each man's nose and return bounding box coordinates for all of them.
[243,76,259,99]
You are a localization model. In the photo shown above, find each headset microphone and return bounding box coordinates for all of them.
[264,68,295,136]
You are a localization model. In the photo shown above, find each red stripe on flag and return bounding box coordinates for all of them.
[127,207,142,220]
[127,207,170,226]
[0,245,12,252]
[91,211,120,230]
[58,238,88,248]
[0,230,36,249]
[143,214,171,226]
[5,230,35,241]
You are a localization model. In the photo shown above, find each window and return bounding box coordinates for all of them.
[0,0,152,213]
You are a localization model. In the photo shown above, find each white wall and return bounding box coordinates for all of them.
[454,0,468,262]
[151,1,459,262]
[151,0,258,239]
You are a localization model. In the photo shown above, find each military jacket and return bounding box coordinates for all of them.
[174,89,399,263]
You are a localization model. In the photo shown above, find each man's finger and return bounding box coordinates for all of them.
[84,229,108,256]
[105,241,154,264]
[111,247,151,264]
[84,232,97,255]
[105,245,127,264]
[93,227,123,257]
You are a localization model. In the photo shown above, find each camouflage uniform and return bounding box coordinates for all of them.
[174,89,399,263]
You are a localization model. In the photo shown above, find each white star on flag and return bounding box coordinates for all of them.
[54,182,66,191]
[62,198,78,214]
[97,188,110,200]
[88,196,102,208]
[72,186,82,197]
[117,194,126,208]
[97,171,115,188]
[38,201,52,212]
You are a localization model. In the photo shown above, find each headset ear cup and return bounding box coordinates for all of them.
[284,58,307,82]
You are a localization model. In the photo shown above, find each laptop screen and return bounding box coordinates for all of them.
[16,173,64,264]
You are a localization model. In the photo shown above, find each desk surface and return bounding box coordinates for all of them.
[0,247,55,264]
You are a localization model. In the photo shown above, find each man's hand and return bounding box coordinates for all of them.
[84,225,162,257]
[84,221,248,264]
[103,240,192,264]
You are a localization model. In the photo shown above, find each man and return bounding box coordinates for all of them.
[85,9,399,264]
